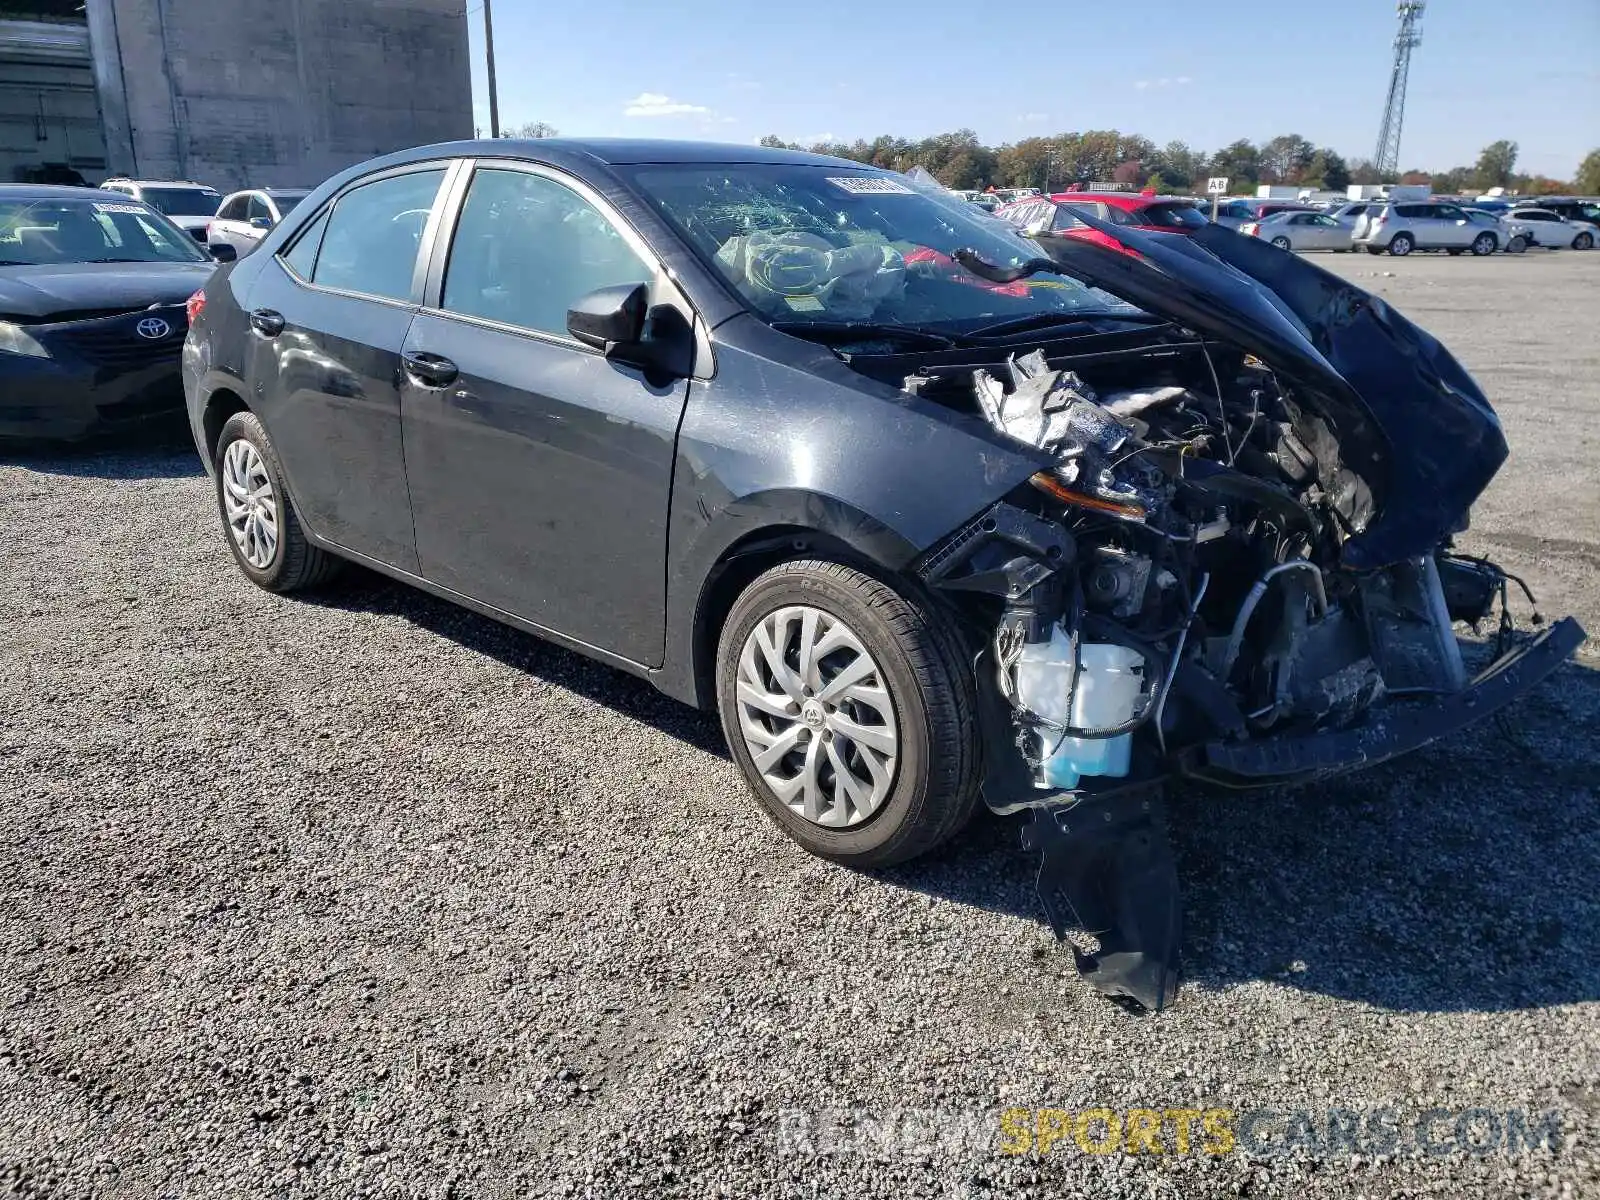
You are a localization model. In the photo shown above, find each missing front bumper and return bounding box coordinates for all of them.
[1183,616,1587,786]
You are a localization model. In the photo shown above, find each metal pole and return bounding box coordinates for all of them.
[484,0,500,138]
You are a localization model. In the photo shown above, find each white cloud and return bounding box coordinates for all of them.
[1018,112,1048,123]
[1176,75,1192,84]
[800,132,836,145]
[624,92,710,118]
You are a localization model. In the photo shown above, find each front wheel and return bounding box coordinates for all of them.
[1574,232,1595,250]
[1507,235,1528,254]
[1388,233,1414,256]
[715,559,980,867]
[1470,232,1497,256]
[214,411,342,592]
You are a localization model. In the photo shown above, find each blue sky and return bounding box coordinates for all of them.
[468,0,1598,178]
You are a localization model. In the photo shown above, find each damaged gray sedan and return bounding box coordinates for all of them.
[184,140,1585,1012]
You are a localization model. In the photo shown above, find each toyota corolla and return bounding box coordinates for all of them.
[181,140,1584,1010]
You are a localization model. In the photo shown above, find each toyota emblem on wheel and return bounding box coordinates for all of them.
[136,317,171,340]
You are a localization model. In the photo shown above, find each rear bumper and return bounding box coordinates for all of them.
[1182,617,1587,786]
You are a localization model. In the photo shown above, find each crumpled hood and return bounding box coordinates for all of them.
[0,262,213,321]
[1030,216,1508,569]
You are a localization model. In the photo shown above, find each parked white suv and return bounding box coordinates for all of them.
[206,188,311,257]
[1503,207,1597,251]
[98,179,221,243]
[1353,201,1503,256]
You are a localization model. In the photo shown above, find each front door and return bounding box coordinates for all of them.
[400,163,691,666]
[243,164,451,573]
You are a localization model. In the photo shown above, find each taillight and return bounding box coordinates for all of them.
[186,289,206,326]
[1242,222,1259,236]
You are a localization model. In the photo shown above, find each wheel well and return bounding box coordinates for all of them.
[690,526,874,710]
[202,388,250,464]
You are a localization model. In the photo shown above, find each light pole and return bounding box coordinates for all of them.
[484,0,500,138]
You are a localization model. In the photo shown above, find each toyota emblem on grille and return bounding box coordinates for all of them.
[136,317,172,340]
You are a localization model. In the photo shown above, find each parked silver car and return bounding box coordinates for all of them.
[1464,208,1530,254]
[206,188,311,257]
[1353,201,1503,256]
[1503,207,1597,250]
[1242,210,1354,252]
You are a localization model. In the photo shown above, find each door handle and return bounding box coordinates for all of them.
[402,350,459,388]
[250,308,285,337]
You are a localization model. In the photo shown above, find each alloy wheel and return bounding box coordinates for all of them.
[1389,235,1413,256]
[734,604,899,829]
[1472,233,1496,256]
[1270,236,1292,250]
[1576,233,1594,250]
[221,439,279,569]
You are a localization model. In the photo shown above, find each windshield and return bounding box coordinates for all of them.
[623,164,1135,331]
[273,194,307,215]
[137,187,221,217]
[0,198,211,265]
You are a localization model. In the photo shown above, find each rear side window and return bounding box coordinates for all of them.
[440,168,651,338]
[311,169,446,302]
[217,195,248,221]
[1395,204,1429,218]
[247,195,273,222]
[1140,203,1207,229]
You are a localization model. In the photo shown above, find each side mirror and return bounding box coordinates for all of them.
[249,216,273,231]
[566,283,648,352]
[209,242,237,263]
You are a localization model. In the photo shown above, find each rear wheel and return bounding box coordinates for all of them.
[1574,232,1595,250]
[715,559,980,867]
[1470,232,1497,256]
[1270,236,1292,250]
[214,411,342,593]
[1387,233,1414,256]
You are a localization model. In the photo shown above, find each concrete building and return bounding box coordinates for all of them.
[1,0,471,191]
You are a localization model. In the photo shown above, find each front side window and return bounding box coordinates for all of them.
[0,197,210,265]
[441,168,651,338]
[311,169,446,302]
[625,164,1132,330]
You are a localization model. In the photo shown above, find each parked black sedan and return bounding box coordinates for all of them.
[0,185,223,441]
[182,140,1581,1009]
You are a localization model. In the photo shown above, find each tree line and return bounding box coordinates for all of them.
[755,131,1598,197]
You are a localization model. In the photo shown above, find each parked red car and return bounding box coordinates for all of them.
[995,192,1209,254]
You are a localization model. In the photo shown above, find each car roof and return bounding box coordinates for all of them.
[1049,192,1194,209]
[407,137,858,169]
[0,184,128,201]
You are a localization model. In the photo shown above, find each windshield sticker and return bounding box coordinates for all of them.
[784,295,825,312]
[825,177,915,196]
[93,202,148,215]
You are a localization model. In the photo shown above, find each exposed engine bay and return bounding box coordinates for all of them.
[901,332,1585,1011]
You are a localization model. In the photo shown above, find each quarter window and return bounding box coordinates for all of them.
[311,169,446,302]
[441,168,651,338]
[217,196,247,221]
[248,195,273,223]
[281,208,329,279]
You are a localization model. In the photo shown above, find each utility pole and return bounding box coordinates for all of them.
[483,0,500,138]
[1373,1,1425,177]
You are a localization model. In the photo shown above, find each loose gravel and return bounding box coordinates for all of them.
[2,251,1597,1198]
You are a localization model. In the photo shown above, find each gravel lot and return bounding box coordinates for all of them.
[2,251,1597,1198]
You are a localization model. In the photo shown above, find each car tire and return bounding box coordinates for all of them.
[1447,249,1464,256]
[1507,235,1528,254]
[1270,236,1292,250]
[1364,245,1384,256]
[1574,232,1595,250]
[1387,233,1414,256]
[214,410,342,593]
[1469,232,1496,256]
[715,559,980,868]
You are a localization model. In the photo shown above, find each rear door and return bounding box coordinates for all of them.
[242,162,454,573]
[399,160,694,666]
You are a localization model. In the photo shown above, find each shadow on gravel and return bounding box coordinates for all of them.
[300,571,729,759]
[882,654,1600,1015]
[307,567,1599,1015]
[0,416,204,480]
